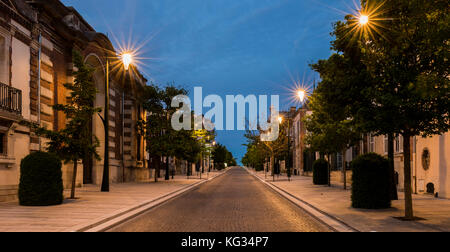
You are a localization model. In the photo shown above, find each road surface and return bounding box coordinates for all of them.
[109,167,331,232]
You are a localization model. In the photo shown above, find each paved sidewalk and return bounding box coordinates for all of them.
[0,171,224,232]
[251,170,450,232]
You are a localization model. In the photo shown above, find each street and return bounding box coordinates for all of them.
[109,168,331,232]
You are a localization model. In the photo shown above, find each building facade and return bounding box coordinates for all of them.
[0,0,146,202]
[369,133,450,199]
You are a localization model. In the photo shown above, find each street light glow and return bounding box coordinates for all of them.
[359,15,369,25]
[121,53,133,71]
[298,90,306,103]
[278,117,283,124]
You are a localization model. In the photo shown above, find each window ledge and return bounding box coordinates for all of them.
[0,156,16,168]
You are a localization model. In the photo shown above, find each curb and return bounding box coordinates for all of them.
[246,169,359,233]
[71,170,229,232]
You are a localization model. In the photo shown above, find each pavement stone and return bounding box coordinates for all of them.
[0,172,223,232]
[251,170,450,232]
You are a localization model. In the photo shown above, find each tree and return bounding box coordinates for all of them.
[242,144,266,171]
[193,127,216,174]
[244,121,289,180]
[306,54,364,189]
[139,84,199,181]
[324,0,449,218]
[330,6,402,200]
[355,0,449,219]
[179,131,202,176]
[212,144,236,170]
[27,50,101,199]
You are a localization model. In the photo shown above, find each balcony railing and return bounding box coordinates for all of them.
[0,82,22,116]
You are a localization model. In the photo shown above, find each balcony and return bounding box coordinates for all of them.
[0,82,22,120]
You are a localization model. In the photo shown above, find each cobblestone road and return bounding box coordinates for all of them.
[109,168,331,232]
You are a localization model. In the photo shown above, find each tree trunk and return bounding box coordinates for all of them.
[271,154,275,182]
[201,153,204,174]
[327,154,331,187]
[155,156,161,183]
[187,162,190,178]
[165,156,170,180]
[70,160,78,199]
[388,134,399,200]
[403,133,414,219]
[342,149,347,190]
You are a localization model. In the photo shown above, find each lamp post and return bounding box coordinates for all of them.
[101,53,132,192]
[281,89,312,183]
[209,141,216,172]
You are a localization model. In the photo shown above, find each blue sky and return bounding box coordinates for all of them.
[62,0,355,164]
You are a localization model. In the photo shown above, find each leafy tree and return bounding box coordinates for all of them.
[139,84,199,181]
[242,144,266,171]
[305,60,362,189]
[354,0,449,219]
[27,51,101,199]
[212,144,236,170]
[193,127,216,174]
[244,120,289,180]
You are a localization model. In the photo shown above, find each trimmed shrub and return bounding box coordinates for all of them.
[19,152,63,206]
[313,159,329,185]
[351,153,391,209]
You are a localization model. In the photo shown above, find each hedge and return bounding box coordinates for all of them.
[19,152,64,206]
[351,153,391,209]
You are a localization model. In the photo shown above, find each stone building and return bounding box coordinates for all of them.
[0,0,147,202]
[369,133,450,199]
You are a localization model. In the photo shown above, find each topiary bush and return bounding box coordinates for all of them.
[313,159,329,185]
[19,152,64,206]
[351,153,391,209]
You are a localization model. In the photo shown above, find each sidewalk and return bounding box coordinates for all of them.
[0,171,224,232]
[251,170,450,232]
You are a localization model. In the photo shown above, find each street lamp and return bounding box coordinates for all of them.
[359,15,369,25]
[209,141,216,173]
[121,53,133,71]
[281,89,312,182]
[297,90,306,103]
[101,52,133,192]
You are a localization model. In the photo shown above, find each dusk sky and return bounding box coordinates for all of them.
[61,0,356,164]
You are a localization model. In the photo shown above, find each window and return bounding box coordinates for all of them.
[395,135,404,153]
[369,134,376,153]
[422,148,430,171]
[0,133,5,155]
[384,135,389,154]
[0,33,9,84]
[337,152,343,171]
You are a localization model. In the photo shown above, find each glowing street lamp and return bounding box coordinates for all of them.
[298,90,306,103]
[121,53,133,71]
[101,52,133,193]
[359,14,369,25]
[278,116,283,124]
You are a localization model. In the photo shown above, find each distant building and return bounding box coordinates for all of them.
[0,0,147,202]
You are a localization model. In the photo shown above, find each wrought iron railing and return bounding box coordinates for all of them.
[0,82,22,115]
